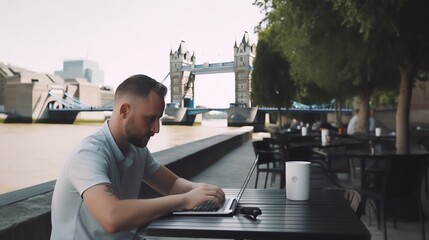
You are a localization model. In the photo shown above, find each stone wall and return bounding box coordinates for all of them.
[0,127,253,240]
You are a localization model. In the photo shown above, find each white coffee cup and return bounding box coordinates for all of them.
[301,127,308,136]
[375,127,381,137]
[321,129,329,145]
[286,161,311,201]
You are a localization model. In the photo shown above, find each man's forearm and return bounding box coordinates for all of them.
[168,177,200,195]
[106,195,187,233]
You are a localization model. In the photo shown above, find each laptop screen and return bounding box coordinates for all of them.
[235,155,259,202]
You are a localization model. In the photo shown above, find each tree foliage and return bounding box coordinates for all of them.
[254,0,429,153]
[330,0,429,153]
[251,29,296,108]
[264,1,399,129]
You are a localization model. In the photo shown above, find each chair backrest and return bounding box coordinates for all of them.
[385,154,428,198]
[252,140,283,164]
[344,189,364,217]
[362,154,429,201]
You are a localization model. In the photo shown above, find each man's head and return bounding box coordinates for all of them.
[112,74,167,149]
[115,74,167,101]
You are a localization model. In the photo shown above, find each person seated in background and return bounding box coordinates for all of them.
[369,109,376,132]
[50,74,225,240]
[289,118,300,131]
[347,109,359,135]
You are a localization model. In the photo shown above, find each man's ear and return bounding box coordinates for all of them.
[119,103,130,119]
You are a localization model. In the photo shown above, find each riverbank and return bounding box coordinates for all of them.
[0,120,235,194]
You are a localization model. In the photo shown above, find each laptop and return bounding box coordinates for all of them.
[172,155,259,216]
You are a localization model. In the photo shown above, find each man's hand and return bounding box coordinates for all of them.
[144,166,225,211]
[181,184,225,210]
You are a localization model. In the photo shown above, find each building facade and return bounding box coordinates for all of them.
[0,61,113,123]
[234,31,256,107]
[55,59,104,86]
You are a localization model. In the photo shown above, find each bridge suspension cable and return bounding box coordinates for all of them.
[48,90,88,109]
[161,72,170,84]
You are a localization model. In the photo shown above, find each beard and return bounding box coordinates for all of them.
[125,116,151,148]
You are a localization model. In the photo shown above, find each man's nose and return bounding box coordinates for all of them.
[151,119,160,133]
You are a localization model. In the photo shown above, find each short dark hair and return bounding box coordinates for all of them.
[115,74,167,99]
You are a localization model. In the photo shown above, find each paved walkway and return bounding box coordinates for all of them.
[149,132,429,240]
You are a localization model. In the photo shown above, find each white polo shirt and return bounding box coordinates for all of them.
[51,120,161,240]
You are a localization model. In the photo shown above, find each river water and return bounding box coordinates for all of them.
[0,120,234,194]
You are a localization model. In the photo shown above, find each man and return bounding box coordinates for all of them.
[51,74,225,239]
[369,109,376,132]
[347,109,359,135]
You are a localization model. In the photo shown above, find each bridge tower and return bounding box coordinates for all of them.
[164,32,257,126]
[169,41,196,108]
[234,31,256,107]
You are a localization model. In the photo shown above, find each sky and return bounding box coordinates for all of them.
[1,0,264,108]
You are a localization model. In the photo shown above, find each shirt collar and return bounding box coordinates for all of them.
[103,120,135,169]
[102,120,126,163]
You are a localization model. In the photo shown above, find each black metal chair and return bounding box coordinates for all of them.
[361,154,428,240]
[344,189,364,217]
[252,139,285,188]
[324,188,364,217]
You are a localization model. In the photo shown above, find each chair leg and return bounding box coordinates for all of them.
[381,201,387,240]
[270,163,277,186]
[375,200,381,230]
[418,198,426,240]
[425,172,429,200]
[280,171,285,189]
[349,158,357,179]
[393,210,397,229]
[264,172,269,189]
[366,199,373,226]
[254,172,259,188]
[368,206,372,226]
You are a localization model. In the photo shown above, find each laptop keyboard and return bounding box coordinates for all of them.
[193,201,220,212]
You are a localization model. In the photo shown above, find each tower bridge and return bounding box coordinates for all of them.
[163,31,257,126]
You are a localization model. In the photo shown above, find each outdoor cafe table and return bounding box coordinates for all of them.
[289,137,363,149]
[143,188,371,240]
[312,147,429,185]
[313,148,429,170]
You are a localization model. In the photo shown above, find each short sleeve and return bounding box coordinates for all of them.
[67,148,111,196]
[142,149,161,178]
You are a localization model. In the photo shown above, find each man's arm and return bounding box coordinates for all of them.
[144,165,224,196]
[82,166,225,234]
[144,165,225,206]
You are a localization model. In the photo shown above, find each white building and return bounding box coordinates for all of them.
[55,59,104,86]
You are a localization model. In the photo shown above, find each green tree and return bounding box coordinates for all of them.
[330,0,429,153]
[257,0,380,131]
[251,29,297,127]
[254,0,429,153]
[252,27,338,126]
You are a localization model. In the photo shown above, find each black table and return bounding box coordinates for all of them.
[143,189,371,240]
[313,148,429,189]
[313,148,429,170]
[289,137,363,149]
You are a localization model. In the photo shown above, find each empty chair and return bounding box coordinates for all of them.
[361,154,428,240]
[252,140,285,188]
[324,188,364,217]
